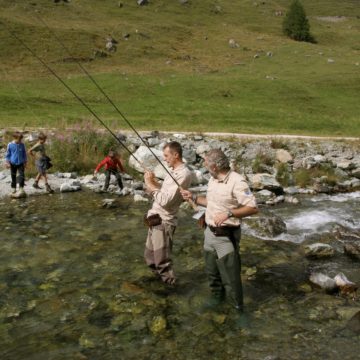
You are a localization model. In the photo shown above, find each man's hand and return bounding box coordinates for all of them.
[213,212,230,227]
[144,171,159,192]
[180,189,193,201]
[5,162,10,169]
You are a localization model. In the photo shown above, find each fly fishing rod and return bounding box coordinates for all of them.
[1,21,141,166]
[34,13,182,188]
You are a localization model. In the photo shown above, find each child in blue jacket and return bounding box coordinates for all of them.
[5,131,27,197]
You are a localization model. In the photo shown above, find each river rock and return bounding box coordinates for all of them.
[56,172,78,179]
[351,168,360,178]
[276,149,293,163]
[150,316,167,335]
[134,194,148,202]
[284,195,299,204]
[255,189,273,204]
[334,273,358,296]
[191,169,206,185]
[245,214,287,237]
[60,183,81,193]
[304,243,335,258]
[153,162,171,180]
[344,242,360,260]
[347,311,360,334]
[249,173,283,194]
[101,199,119,209]
[196,144,211,158]
[336,160,355,171]
[309,273,338,292]
[183,148,197,164]
[131,181,144,190]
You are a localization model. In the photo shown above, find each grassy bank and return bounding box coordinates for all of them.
[0,0,359,136]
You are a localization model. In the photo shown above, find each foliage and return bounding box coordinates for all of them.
[252,152,274,173]
[270,139,290,150]
[283,0,315,43]
[276,163,292,187]
[49,122,119,174]
[293,164,340,187]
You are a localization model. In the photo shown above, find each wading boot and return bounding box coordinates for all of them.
[201,250,225,310]
[45,183,54,194]
[216,251,243,312]
[33,181,42,189]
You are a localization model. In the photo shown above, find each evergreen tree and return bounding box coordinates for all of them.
[283,0,315,43]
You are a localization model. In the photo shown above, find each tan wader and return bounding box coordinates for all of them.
[144,222,176,284]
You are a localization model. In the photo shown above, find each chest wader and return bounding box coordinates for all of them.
[206,228,243,311]
[204,250,226,306]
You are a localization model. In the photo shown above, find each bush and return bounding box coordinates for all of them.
[252,152,274,173]
[49,122,119,174]
[283,0,315,43]
[276,163,292,187]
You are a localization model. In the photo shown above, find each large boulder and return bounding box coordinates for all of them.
[244,213,287,237]
[128,146,163,173]
[249,173,283,194]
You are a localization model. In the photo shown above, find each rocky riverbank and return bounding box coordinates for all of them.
[1,130,359,201]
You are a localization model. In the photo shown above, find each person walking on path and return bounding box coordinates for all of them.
[143,141,192,285]
[5,131,28,198]
[28,132,54,193]
[94,149,125,193]
[181,149,258,311]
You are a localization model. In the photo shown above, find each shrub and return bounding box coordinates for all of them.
[294,164,339,188]
[276,163,292,187]
[283,0,315,43]
[49,122,119,174]
[252,152,274,173]
[270,138,290,150]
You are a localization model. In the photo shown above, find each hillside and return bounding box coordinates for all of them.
[0,0,359,136]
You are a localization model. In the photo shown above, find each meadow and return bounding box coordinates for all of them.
[0,0,359,136]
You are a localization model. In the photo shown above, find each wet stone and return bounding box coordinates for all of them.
[149,315,167,335]
[304,243,335,258]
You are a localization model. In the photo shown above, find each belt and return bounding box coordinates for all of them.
[208,224,240,237]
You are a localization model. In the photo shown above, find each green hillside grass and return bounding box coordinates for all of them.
[0,0,359,136]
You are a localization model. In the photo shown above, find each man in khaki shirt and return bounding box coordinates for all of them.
[144,141,192,285]
[182,149,258,311]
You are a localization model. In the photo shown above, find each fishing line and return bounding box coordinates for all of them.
[34,13,182,187]
[1,21,142,165]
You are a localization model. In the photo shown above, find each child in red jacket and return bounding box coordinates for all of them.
[94,149,125,192]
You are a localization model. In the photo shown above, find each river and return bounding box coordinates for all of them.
[0,191,359,359]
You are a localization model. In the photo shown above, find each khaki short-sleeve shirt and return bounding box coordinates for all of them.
[205,171,257,227]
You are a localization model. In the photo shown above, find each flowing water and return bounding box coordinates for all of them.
[0,191,359,360]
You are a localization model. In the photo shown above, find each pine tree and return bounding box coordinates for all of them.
[283,0,315,43]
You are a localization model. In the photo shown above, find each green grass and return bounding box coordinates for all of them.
[0,0,359,136]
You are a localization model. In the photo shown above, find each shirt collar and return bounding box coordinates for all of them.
[214,170,232,184]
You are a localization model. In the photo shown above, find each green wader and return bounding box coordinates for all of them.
[216,250,243,311]
[204,250,225,304]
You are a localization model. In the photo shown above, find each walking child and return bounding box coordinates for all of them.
[5,131,27,198]
[94,149,125,192]
[28,132,54,193]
